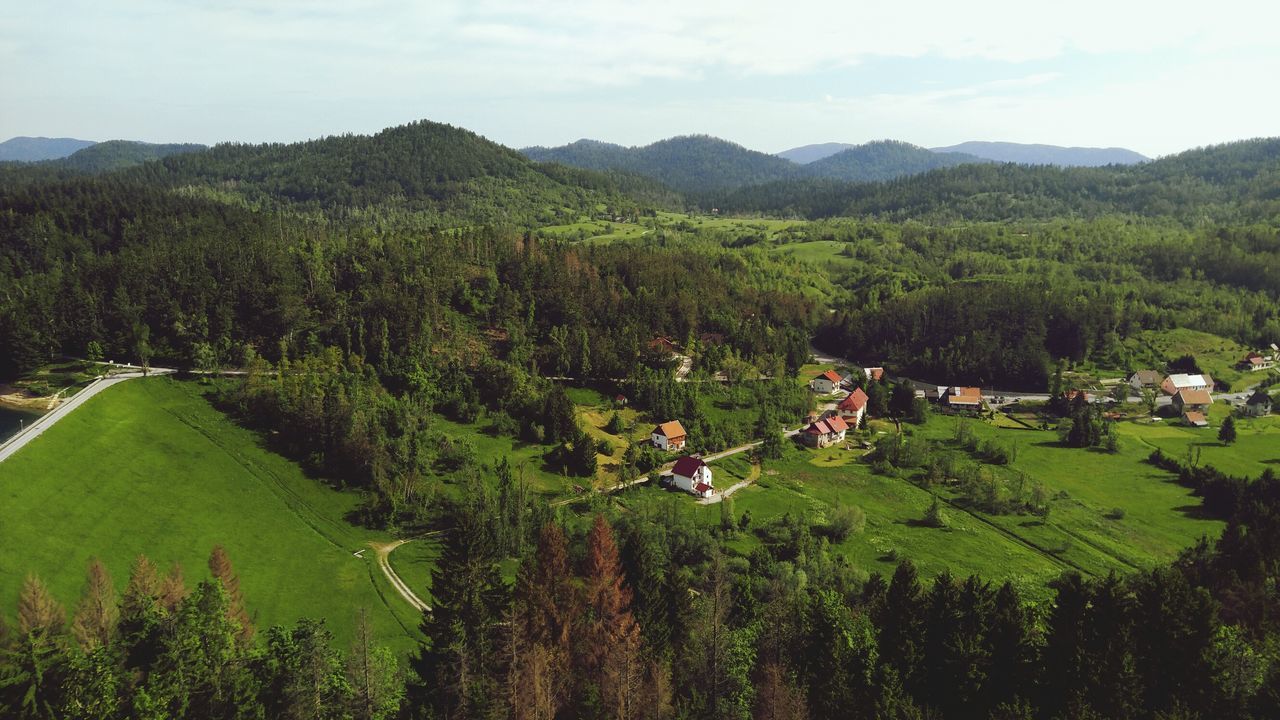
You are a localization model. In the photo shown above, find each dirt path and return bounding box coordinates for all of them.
[372,540,431,613]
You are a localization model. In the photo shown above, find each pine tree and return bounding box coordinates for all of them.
[1041,573,1091,718]
[579,514,643,720]
[877,561,924,695]
[2,575,69,718]
[346,608,403,720]
[752,662,807,720]
[511,522,577,720]
[1218,415,1237,444]
[70,558,118,651]
[208,545,254,644]
[985,582,1035,712]
[409,497,509,719]
[158,563,189,614]
[119,554,164,670]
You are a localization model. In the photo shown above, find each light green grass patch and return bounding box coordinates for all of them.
[0,378,420,653]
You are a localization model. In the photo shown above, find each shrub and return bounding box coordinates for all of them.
[923,495,947,528]
[825,504,866,541]
[605,412,625,434]
[1105,507,1126,520]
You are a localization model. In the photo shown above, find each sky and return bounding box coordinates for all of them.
[3,1,1279,157]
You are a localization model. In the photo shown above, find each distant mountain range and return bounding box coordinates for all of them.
[0,136,96,162]
[522,137,989,193]
[780,140,1148,167]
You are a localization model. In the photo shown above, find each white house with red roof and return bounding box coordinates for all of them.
[810,370,843,394]
[838,387,869,426]
[801,415,849,448]
[671,456,713,498]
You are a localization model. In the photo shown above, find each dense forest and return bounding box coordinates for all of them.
[795,219,1280,387]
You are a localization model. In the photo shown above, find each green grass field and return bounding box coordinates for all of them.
[1117,408,1280,478]
[0,378,421,653]
[621,409,1227,598]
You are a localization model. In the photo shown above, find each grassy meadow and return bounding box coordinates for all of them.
[0,377,421,653]
[618,408,1228,599]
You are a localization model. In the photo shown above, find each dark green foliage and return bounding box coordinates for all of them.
[408,494,508,719]
[1218,415,1236,444]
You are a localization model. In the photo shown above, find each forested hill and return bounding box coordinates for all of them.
[523,136,997,192]
[112,120,656,225]
[710,137,1280,222]
[800,140,986,182]
[55,140,207,172]
[523,135,800,193]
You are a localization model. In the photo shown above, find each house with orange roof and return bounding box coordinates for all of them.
[651,420,687,452]
[801,415,849,448]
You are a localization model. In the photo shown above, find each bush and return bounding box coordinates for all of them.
[825,504,866,541]
[923,495,947,528]
[605,412,625,435]
[1105,507,1126,520]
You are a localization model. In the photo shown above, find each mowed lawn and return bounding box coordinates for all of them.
[0,377,421,653]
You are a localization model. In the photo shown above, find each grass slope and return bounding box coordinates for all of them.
[0,377,420,652]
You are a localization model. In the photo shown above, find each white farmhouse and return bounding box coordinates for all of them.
[671,456,713,498]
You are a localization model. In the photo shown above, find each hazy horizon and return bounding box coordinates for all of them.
[4,1,1278,157]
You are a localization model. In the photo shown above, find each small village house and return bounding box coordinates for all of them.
[801,415,849,448]
[838,387,869,426]
[810,370,843,394]
[864,367,886,382]
[1182,411,1209,428]
[1243,389,1273,417]
[651,421,687,452]
[1128,370,1162,390]
[940,386,984,412]
[670,456,713,498]
[1162,373,1212,396]
[1172,388,1212,414]
[647,336,678,357]
[1237,352,1276,372]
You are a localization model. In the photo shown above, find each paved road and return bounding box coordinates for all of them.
[0,367,174,464]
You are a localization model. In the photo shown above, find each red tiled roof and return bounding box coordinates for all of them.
[816,370,842,384]
[695,482,712,494]
[1183,411,1208,426]
[1175,389,1212,406]
[825,415,849,433]
[866,367,885,381]
[653,421,687,438]
[672,456,707,478]
[839,387,868,412]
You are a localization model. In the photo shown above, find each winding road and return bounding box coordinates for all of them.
[371,540,431,613]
